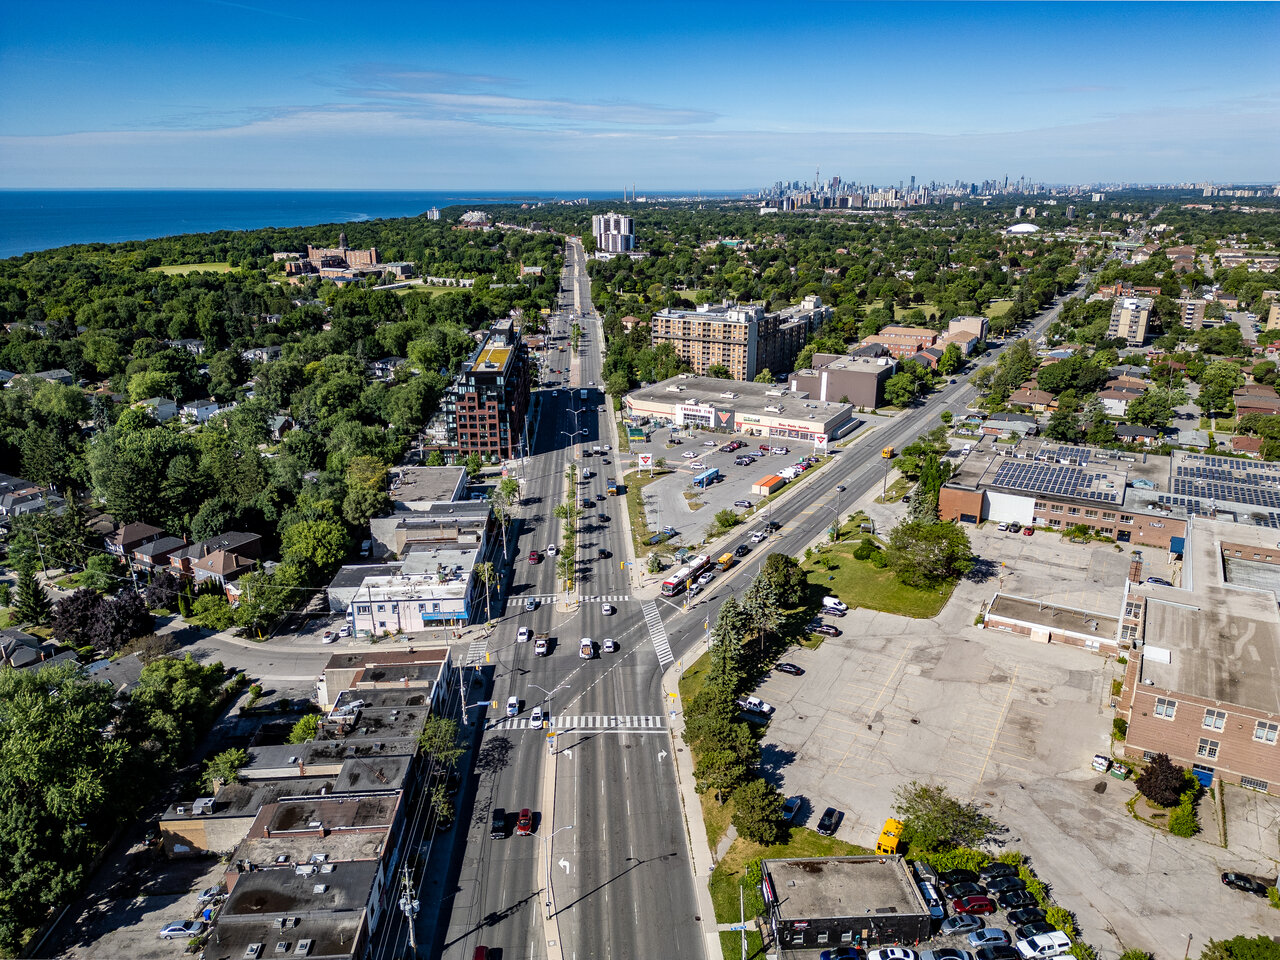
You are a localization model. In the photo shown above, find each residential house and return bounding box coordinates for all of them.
[1114,424,1161,446]
[169,532,263,583]
[1097,387,1145,418]
[1232,436,1264,458]
[0,473,66,518]
[191,548,259,597]
[1009,388,1054,412]
[180,398,232,424]
[1234,389,1280,418]
[240,345,283,364]
[982,412,1038,438]
[137,397,179,422]
[105,521,164,558]
[131,535,186,572]
[84,652,145,698]
[268,415,294,441]
[369,357,407,380]
[905,346,944,370]
[165,338,206,356]
[33,368,74,386]
[0,628,76,672]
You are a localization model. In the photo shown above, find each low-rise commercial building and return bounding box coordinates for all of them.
[624,374,859,445]
[760,856,931,949]
[788,354,896,409]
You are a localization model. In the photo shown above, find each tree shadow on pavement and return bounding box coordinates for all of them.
[757,743,797,783]
[966,556,1001,584]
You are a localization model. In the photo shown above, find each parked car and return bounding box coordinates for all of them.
[969,930,1012,949]
[159,920,205,940]
[734,499,753,508]
[939,915,984,936]
[337,624,352,637]
[781,796,802,821]
[868,949,917,960]
[1221,872,1268,895]
[978,862,1018,883]
[952,896,997,915]
[996,522,1008,532]
[690,461,705,469]
[1006,908,1047,927]
[976,948,1020,960]
[820,950,866,960]
[1145,576,1172,586]
[913,860,940,886]
[682,451,698,459]
[985,877,1026,895]
[515,808,533,836]
[923,951,972,960]
[997,889,1037,910]
[940,869,980,887]
[816,806,842,835]
[774,662,804,676]
[1022,527,1033,536]
[946,882,985,901]
[919,881,946,920]
[822,595,848,612]
[196,885,224,905]
[490,808,506,839]
[1014,932,1071,959]
[810,623,841,637]
[1015,923,1059,941]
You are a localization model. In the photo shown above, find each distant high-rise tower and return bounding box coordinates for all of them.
[592,212,635,253]
[910,175,916,193]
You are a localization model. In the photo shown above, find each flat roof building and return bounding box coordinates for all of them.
[761,856,931,949]
[591,212,635,253]
[624,374,859,445]
[788,354,896,409]
[1108,296,1153,347]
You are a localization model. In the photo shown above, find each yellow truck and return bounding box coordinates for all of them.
[717,553,735,571]
[882,446,895,459]
[875,817,903,855]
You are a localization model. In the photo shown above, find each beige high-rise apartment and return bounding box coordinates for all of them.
[1108,296,1153,347]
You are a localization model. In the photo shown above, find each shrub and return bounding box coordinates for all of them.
[1119,950,1155,960]
[1168,801,1200,837]
[1018,864,1051,906]
[1068,945,1099,960]
[1112,717,1128,739]
[920,847,989,873]
[1045,906,1080,939]
[1267,886,1279,910]
[1136,753,1187,807]
[853,542,876,561]
[869,549,890,568]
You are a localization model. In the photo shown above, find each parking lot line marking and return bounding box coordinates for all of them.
[976,665,1020,784]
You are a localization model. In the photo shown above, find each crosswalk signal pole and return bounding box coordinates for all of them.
[399,863,419,952]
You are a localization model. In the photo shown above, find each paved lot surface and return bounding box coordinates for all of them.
[750,548,1278,958]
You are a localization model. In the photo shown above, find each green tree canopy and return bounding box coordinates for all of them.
[892,780,1001,853]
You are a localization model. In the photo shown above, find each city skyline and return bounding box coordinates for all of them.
[1,1,1277,189]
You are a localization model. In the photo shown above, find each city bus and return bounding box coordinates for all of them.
[692,468,720,489]
[660,554,712,596]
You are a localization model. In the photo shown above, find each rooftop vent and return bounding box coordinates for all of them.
[294,942,313,957]
[244,945,264,959]
[312,883,329,894]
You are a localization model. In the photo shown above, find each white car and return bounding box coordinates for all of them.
[822,596,848,612]
[546,543,558,555]
[531,705,545,725]
[868,950,918,960]
[702,440,716,447]
[517,626,532,643]
[159,920,205,940]
[750,530,767,543]
[682,451,698,459]
[601,602,615,616]
[602,637,617,652]
[690,461,705,469]
[337,624,352,638]
[697,572,715,586]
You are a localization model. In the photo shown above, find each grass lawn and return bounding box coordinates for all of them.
[55,571,90,589]
[894,302,937,321]
[720,931,766,960]
[875,475,913,503]
[396,284,473,297]
[622,468,675,556]
[986,299,1015,318]
[1200,416,1237,431]
[148,261,233,275]
[0,608,12,628]
[710,828,871,923]
[802,544,953,619]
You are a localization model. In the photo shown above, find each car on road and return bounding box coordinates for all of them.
[868,949,917,960]
[997,889,1037,910]
[597,547,610,559]
[1221,872,1268,895]
[952,895,997,915]
[524,598,539,612]
[682,451,698,459]
[534,638,548,656]
[599,601,616,616]
[978,862,1018,883]
[322,630,336,643]
[490,808,506,839]
[939,915,984,936]
[688,583,703,597]
[985,876,1025,895]
[940,869,980,886]
[602,637,617,653]
[976,948,1019,960]
[816,806,842,835]
[596,492,607,501]
[734,500,753,508]
[531,706,545,726]
[506,696,519,716]
[945,882,985,900]
[697,571,715,586]
[734,544,751,557]
[750,530,767,543]
[529,550,541,564]
[598,512,609,522]
[781,796,802,821]
[669,438,682,444]
[969,930,1011,949]
[515,808,533,836]
[835,484,846,492]
[774,662,804,676]
[1015,923,1059,941]
[159,920,205,940]
[820,949,866,960]
[1006,907,1047,927]
[517,626,532,642]
[809,622,840,637]
[581,497,594,508]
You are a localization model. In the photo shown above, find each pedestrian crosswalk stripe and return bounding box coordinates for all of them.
[464,636,488,665]
[582,595,631,602]
[642,599,674,666]
[489,714,666,731]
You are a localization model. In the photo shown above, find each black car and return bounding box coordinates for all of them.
[985,876,1026,895]
[734,544,751,558]
[1015,922,1059,941]
[490,808,506,839]
[1221,872,1268,896]
[978,862,1019,883]
[596,493,607,501]
[997,889,1036,910]
[765,520,781,532]
[775,662,804,676]
[816,807,842,836]
[975,947,1019,960]
[940,869,980,887]
[810,623,841,637]
[597,548,610,559]
[945,881,984,901]
[1006,907,1046,927]
[598,512,609,522]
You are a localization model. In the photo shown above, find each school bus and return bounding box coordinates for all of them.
[875,817,903,855]
[881,446,895,459]
[717,553,735,571]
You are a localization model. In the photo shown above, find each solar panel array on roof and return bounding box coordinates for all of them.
[1172,472,1280,510]
[1157,495,1280,528]
[1041,445,1093,465]
[1187,453,1280,475]
[991,460,1120,502]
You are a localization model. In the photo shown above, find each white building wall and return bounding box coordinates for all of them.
[984,490,1036,525]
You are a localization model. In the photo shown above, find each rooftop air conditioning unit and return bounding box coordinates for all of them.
[294,942,313,957]
[312,883,328,894]
[244,945,264,959]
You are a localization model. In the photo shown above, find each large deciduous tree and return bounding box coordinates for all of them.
[886,520,973,588]
[731,778,786,844]
[892,780,1000,853]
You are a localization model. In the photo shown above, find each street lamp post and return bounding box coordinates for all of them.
[544,824,574,919]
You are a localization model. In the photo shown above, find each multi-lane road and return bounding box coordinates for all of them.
[429,242,1086,959]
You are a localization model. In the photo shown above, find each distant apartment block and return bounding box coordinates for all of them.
[859,325,939,359]
[591,212,635,253]
[284,231,413,282]
[1267,301,1280,331]
[1109,297,1153,347]
[1176,298,1207,330]
[650,296,830,381]
[424,319,531,461]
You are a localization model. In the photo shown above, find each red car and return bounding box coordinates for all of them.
[515,808,533,836]
[952,895,997,915]
[529,550,541,564]
[1022,527,1033,536]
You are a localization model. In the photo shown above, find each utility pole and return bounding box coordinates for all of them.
[398,863,419,953]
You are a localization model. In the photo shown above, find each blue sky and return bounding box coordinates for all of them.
[1,1,1276,189]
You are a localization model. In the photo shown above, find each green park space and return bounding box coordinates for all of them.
[802,538,953,619]
[147,261,233,275]
[985,299,1015,317]
[622,468,675,556]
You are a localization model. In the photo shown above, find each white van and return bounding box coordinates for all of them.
[822,596,848,612]
[1016,932,1072,959]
